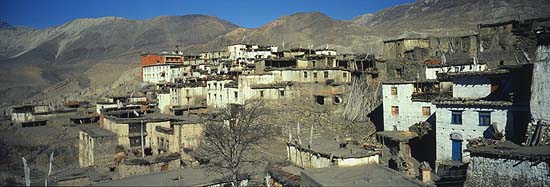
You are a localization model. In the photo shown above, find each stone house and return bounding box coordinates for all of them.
[116,153,181,179]
[149,119,204,155]
[156,83,206,114]
[465,141,550,187]
[10,104,50,123]
[478,17,550,68]
[79,127,117,170]
[383,38,430,60]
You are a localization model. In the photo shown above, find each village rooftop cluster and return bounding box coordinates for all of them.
[4,17,550,186]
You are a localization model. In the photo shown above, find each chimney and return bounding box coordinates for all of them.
[419,162,432,184]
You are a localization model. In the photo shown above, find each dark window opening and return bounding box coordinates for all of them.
[260,91,264,97]
[303,72,308,78]
[479,111,491,126]
[324,71,329,78]
[313,72,318,78]
[395,68,403,78]
[391,106,399,115]
[129,136,145,148]
[279,90,285,96]
[315,96,325,105]
[452,111,463,124]
[422,106,431,116]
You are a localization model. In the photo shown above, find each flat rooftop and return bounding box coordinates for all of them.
[432,99,516,107]
[80,127,116,138]
[467,141,550,162]
[301,164,424,186]
[92,168,230,186]
[288,135,379,159]
[267,164,301,187]
[377,131,418,142]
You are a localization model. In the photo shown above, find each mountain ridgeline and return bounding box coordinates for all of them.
[0,0,549,108]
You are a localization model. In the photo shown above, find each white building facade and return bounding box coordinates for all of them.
[142,64,186,84]
[382,82,437,131]
[425,63,487,80]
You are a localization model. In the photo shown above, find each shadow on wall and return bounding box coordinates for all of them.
[368,104,384,131]
[410,114,436,169]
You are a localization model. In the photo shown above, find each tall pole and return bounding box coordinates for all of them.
[141,120,145,158]
[45,152,54,187]
[22,157,30,187]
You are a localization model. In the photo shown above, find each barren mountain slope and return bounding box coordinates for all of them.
[0,15,238,108]
[353,0,550,37]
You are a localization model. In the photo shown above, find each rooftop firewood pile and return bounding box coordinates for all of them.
[467,137,501,149]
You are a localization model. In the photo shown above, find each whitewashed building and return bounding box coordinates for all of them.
[433,69,531,166]
[205,68,352,109]
[315,48,337,56]
[425,63,487,80]
[227,44,277,60]
[157,85,206,114]
[142,64,187,84]
[206,79,239,108]
[382,81,439,131]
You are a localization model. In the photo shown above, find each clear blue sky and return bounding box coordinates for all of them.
[0,0,414,29]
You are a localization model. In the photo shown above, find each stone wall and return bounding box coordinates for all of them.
[78,130,117,170]
[287,144,379,169]
[530,45,550,121]
[465,156,550,187]
[116,159,179,179]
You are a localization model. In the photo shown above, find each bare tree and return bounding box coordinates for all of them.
[199,100,275,186]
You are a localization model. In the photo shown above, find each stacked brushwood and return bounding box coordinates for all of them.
[342,74,381,121]
[467,137,500,149]
[409,121,432,139]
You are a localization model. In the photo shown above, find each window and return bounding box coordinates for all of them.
[304,71,308,78]
[391,87,397,96]
[312,61,316,67]
[395,68,403,78]
[279,90,285,96]
[234,91,238,99]
[313,72,318,78]
[479,111,491,126]
[333,96,342,104]
[343,72,347,78]
[260,91,264,97]
[451,111,462,124]
[391,106,399,116]
[315,96,325,105]
[324,71,329,78]
[422,106,431,116]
